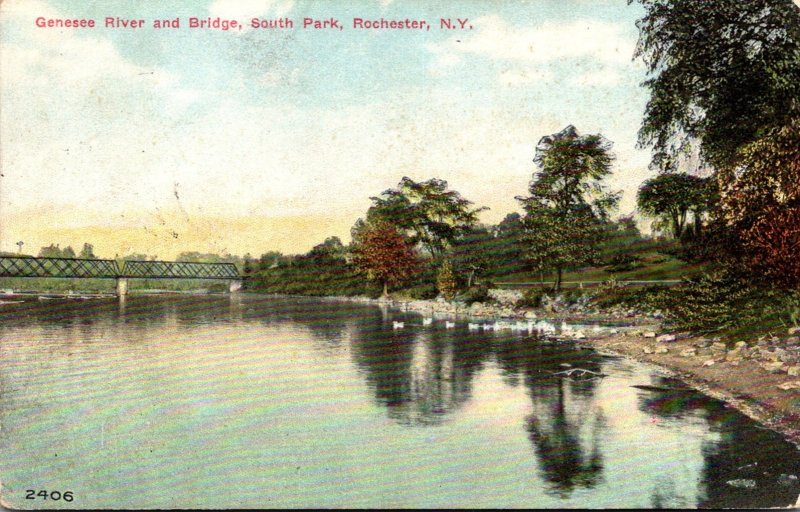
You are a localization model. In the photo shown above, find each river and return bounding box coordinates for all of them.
[1,294,798,508]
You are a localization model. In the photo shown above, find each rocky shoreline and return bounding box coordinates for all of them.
[330,292,800,450]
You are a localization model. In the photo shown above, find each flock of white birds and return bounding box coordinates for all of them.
[391,318,603,339]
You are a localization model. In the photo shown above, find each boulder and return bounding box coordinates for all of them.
[681,348,697,357]
[643,347,654,354]
[703,360,716,367]
[788,326,800,336]
[762,362,787,374]
[788,366,800,377]
[656,334,677,343]
[734,341,748,350]
[777,381,800,391]
[642,332,657,338]
[655,347,669,354]
[711,342,727,353]
[725,351,743,362]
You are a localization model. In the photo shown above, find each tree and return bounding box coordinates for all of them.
[79,243,96,259]
[352,222,420,296]
[631,0,800,172]
[636,173,710,239]
[308,236,345,262]
[367,177,486,258]
[436,259,458,300]
[517,125,619,291]
[38,244,63,258]
[719,119,800,286]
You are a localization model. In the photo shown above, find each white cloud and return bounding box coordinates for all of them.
[498,68,554,86]
[434,15,634,65]
[429,15,635,88]
[208,0,295,30]
[570,69,623,88]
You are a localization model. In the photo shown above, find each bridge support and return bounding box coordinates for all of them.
[116,277,128,297]
[229,280,242,293]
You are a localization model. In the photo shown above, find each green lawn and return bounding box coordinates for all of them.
[494,238,713,287]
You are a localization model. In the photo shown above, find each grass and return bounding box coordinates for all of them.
[494,238,714,287]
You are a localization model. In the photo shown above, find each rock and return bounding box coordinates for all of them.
[788,366,800,377]
[726,479,757,489]
[780,353,800,365]
[643,347,654,354]
[609,328,619,335]
[681,348,697,357]
[777,381,800,391]
[734,341,748,350]
[524,311,537,319]
[703,360,716,367]
[762,362,787,374]
[656,334,677,343]
[574,331,587,340]
[778,474,798,487]
[788,326,800,336]
[725,350,743,362]
[730,361,740,367]
[711,342,727,353]
[786,336,800,345]
[655,347,669,354]
[642,332,657,338]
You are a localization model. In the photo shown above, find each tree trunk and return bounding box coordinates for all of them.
[554,267,563,292]
[468,269,475,288]
[382,281,388,297]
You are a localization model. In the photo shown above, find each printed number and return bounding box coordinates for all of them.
[25,490,73,501]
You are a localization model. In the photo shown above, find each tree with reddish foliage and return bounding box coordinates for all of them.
[719,119,800,287]
[352,222,419,296]
[743,205,800,289]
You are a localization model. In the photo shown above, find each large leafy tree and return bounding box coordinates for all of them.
[517,126,619,291]
[631,0,800,172]
[636,173,713,239]
[367,177,486,258]
[352,222,420,296]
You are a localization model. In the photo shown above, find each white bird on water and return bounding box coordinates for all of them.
[392,321,405,329]
[468,323,481,331]
[445,321,456,329]
[422,317,433,326]
[482,323,495,331]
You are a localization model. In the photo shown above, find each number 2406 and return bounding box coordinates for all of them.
[25,490,73,501]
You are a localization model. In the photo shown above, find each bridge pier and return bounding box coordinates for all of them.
[116,277,128,297]
[229,280,242,293]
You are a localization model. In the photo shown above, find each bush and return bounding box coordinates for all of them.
[605,253,643,273]
[653,269,800,337]
[395,283,438,300]
[455,284,490,305]
[518,287,551,308]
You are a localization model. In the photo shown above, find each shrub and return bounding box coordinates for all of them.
[455,284,490,305]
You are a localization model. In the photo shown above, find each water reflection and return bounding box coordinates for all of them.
[496,339,607,497]
[638,376,800,508]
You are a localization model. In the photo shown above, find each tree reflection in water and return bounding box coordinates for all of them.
[350,313,490,426]
[638,376,800,509]
[496,338,607,497]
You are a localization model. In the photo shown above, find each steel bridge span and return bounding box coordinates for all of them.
[0,256,242,295]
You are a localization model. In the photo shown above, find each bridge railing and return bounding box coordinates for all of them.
[120,260,239,280]
[0,256,121,279]
[0,256,240,280]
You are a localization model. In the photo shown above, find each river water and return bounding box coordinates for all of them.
[1,294,798,508]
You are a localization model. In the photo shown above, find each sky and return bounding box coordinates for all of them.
[0,0,658,259]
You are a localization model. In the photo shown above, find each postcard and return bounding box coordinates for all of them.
[2,0,799,509]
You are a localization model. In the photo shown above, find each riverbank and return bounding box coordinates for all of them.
[331,293,800,450]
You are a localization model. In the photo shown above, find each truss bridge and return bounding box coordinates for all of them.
[0,256,242,295]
